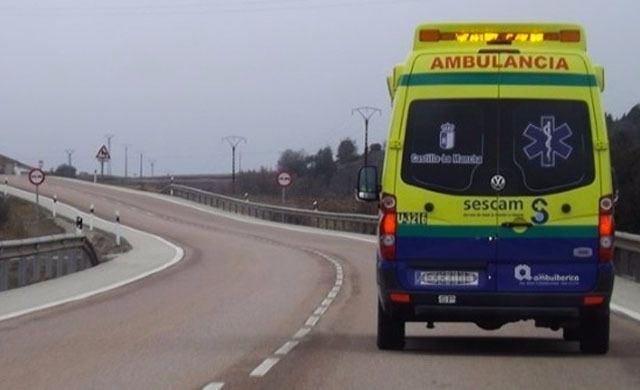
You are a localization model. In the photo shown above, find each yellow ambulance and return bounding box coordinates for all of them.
[356,23,614,353]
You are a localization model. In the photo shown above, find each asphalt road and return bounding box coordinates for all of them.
[2,177,640,389]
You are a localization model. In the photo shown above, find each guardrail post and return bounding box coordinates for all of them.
[313,200,318,211]
[170,176,174,196]
[75,216,83,235]
[244,192,249,203]
[115,211,121,246]
[89,204,95,231]
[3,177,7,196]
[52,195,58,218]
[0,262,7,291]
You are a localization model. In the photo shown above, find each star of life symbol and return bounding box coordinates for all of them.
[439,122,455,150]
[523,116,573,168]
[514,264,532,281]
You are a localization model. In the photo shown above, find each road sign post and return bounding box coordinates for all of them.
[95,145,111,177]
[276,171,293,206]
[28,168,46,226]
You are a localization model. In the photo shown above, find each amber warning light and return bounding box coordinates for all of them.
[419,30,580,43]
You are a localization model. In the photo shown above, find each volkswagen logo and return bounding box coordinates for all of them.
[490,174,506,191]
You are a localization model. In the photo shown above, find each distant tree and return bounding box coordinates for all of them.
[369,143,382,153]
[54,164,77,178]
[311,146,336,183]
[336,138,358,164]
[277,149,307,177]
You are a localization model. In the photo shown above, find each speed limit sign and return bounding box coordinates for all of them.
[276,171,293,188]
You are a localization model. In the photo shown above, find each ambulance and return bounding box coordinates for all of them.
[356,24,614,354]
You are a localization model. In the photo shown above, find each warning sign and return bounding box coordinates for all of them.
[96,145,111,162]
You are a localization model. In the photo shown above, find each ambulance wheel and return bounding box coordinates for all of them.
[377,300,405,350]
[579,309,609,354]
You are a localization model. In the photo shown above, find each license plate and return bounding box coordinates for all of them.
[415,271,479,286]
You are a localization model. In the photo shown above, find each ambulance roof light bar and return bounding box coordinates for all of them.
[414,23,586,51]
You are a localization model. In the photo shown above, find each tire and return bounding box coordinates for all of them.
[377,300,405,350]
[579,308,609,354]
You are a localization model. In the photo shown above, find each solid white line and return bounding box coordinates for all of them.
[250,357,280,377]
[293,327,311,339]
[335,279,343,287]
[0,187,185,323]
[202,382,225,390]
[321,298,333,307]
[274,340,299,355]
[327,291,337,299]
[611,303,640,322]
[305,315,320,327]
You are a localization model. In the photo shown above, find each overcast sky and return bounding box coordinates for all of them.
[1,0,638,175]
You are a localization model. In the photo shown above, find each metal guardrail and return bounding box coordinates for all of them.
[0,233,99,291]
[614,232,640,282]
[165,183,640,281]
[166,184,378,234]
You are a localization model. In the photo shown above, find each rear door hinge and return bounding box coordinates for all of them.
[389,140,402,150]
[595,140,608,151]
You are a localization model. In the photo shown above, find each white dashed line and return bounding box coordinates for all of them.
[314,306,328,316]
[275,340,299,355]
[293,327,311,339]
[250,358,280,377]
[247,251,344,379]
[305,315,320,327]
[202,382,225,390]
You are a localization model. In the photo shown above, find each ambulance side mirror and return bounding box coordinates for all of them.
[356,166,380,202]
[594,65,605,92]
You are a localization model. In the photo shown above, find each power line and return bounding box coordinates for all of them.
[222,136,247,193]
[352,106,381,166]
[105,133,114,176]
[64,149,75,166]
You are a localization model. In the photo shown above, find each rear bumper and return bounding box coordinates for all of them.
[378,265,614,323]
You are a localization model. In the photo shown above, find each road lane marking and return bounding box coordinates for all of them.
[293,327,311,339]
[314,306,327,316]
[275,341,299,355]
[202,382,224,390]
[250,358,280,377]
[305,315,320,327]
[0,187,185,323]
[611,303,640,322]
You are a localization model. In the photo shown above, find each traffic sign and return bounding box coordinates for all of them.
[96,145,111,161]
[28,168,45,186]
[276,171,293,188]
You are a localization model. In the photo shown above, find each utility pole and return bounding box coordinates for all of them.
[139,152,143,178]
[105,133,114,175]
[64,149,75,166]
[149,159,155,177]
[352,106,381,166]
[124,144,129,178]
[222,136,247,193]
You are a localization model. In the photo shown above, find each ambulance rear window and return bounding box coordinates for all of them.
[401,99,595,195]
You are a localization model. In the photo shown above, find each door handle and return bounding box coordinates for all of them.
[501,221,533,228]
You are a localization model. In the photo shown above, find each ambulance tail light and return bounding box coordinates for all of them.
[598,195,615,262]
[379,194,397,261]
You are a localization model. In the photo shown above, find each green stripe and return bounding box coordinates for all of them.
[399,72,597,87]
[398,225,597,238]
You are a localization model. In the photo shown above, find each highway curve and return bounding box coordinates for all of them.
[2,177,640,389]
